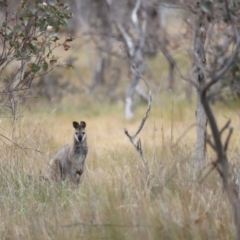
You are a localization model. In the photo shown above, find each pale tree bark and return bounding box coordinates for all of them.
[161,40,175,91]
[185,63,194,103]
[124,72,152,179]
[196,0,240,236]
[104,0,159,119]
[91,1,110,89]
[93,51,105,87]
[159,5,175,91]
[78,0,160,117]
[194,10,209,164]
[116,0,146,120]
[10,61,28,140]
[125,52,145,120]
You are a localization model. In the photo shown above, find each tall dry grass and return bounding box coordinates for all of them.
[0,98,240,240]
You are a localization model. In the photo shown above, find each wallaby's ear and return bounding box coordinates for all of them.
[80,121,86,128]
[73,121,80,129]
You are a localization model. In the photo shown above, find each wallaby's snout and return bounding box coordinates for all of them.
[75,130,84,142]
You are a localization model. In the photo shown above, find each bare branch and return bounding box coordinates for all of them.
[0,133,45,158]
[197,2,240,235]
[198,160,218,185]
[206,135,216,151]
[224,127,233,152]
[124,74,152,175]
[171,123,196,149]
[61,221,159,229]
[220,119,231,135]
[200,62,240,240]
[117,24,134,57]
[203,0,240,92]
[131,0,141,27]
[134,79,152,138]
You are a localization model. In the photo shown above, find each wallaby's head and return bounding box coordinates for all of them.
[73,121,87,142]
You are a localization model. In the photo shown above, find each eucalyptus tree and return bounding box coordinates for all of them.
[0,0,73,136]
[191,0,240,238]
[110,0,160,119]
[76,0,160,119]
[192,0,240,164]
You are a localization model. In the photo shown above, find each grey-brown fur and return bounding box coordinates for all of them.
[50,121,88,185]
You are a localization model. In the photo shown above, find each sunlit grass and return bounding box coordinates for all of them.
[1,18,240,238]
[0,94,239,239]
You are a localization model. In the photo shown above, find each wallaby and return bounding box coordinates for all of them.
[49,121,88,185]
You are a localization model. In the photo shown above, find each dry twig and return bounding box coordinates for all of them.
[124,74,152,176]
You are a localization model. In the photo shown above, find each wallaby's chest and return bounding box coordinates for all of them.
[72,145,88,163]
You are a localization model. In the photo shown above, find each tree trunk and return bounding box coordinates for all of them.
[135,84,148,102]
[125,48,145,120]
[159,6,175,91]
[93,52,105,86]
[186,64,194,102]
[10,61,28,138]
[167,58,175,91]
[161,38,175,91]
[195,89,207,163]
[194,10,209,164]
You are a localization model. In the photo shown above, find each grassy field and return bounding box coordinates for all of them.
[0,95,240,240]
[0,16,239,239]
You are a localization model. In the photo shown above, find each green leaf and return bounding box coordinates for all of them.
[42,62,48,71]
[31,64,41,73]
[62,19,68,27]
[29,43,37,53]
[65,13,73,20]
[49,59,57,65]
[53,36,60,42]
[28,5,37,14]
[55,26,60,33]
[9,41,14,47]
[200,0,212,13]
[23,18,28,27]
[5,32,13,40]
[13,25,21,34]
[223,15,229,23]
[2,21,7,27]
[26,56,31,62]
[16,49,21,57]
[49,0,56,6]
[230,9,237,16]
[232,0,238,9]
[63,4,70,10]
[21,0,27,8]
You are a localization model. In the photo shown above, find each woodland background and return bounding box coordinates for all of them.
[1,0,240,239]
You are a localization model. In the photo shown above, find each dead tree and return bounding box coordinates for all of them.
[76,0,161,117]
[159,4,176,91]
[200,75,240,240]
[197,0,240,237]
[124,72,152,179]
[116,0,158,119]
[173,0,240,236]
[194,7,209,164]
